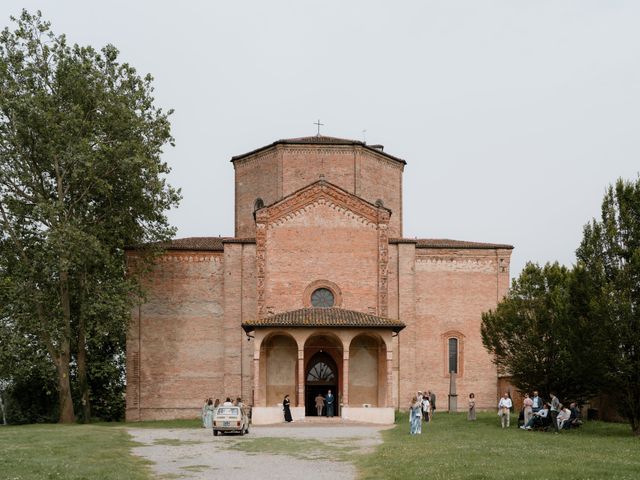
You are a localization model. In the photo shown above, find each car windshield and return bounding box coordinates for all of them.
[216,407,239,416]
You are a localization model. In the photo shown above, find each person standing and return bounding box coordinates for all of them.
[204,398,214,429]
[549,393,560,433]
[531,390,543,413]
[409,396,422,435]
[283,394,293,422]
[498,393,512,428]
[326,390,335,417]
[429,390,436,419]
[468,393,476,421]
[201,399,208,428]
[523,393,534,426]
[421,392,431,422]
[315,393,325,416]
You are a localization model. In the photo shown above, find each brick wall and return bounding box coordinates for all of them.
[264,201,379,314]
[126,251,225,421]
[398,248,511,411]
[233,144,404,238]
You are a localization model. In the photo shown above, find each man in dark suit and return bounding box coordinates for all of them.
[326,390,335,417]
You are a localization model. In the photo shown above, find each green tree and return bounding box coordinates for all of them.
[0,10,180,423]
[481,262,606,402]
[577,178,640,436]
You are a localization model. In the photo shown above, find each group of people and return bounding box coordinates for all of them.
[201,397,244,428]
[281,390,337,422]
[314,390,336,417]
[407,389,582,435]
[495,390,582,432]
[408,390,437,435]
[518,391,582,432]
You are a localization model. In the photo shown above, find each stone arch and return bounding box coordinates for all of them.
[304,332,344,416]
[348,333,387,407]
[260,332,298,406]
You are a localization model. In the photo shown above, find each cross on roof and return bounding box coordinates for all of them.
[313,119,324,136]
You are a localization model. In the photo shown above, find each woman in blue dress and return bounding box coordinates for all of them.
[409,396,422,434]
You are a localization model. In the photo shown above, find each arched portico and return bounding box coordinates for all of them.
[259,332,298,407]
[348,333,388,407]
[243,307,404,424]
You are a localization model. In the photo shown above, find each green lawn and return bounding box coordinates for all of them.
[357,412,640,480]
[1,414,638,480]
[0,424,151,480]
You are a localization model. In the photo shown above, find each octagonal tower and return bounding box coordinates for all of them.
[231,136,406,238]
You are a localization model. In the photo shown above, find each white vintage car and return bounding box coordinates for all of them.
[212,406,250,436]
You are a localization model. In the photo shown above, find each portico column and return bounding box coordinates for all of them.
[253,351,261,406]
[297,349,305,407]
[386,350,393,407]
[342,350,349,407]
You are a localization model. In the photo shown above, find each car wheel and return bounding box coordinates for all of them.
[213,430,218,436]
[239,428,245,436]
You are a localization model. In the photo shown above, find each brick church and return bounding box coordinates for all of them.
[125,135,513,424]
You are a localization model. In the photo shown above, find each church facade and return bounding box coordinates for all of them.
[125,136,513,424]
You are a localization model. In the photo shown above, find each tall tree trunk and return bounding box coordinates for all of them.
[0,388,7,425]
[55,348,75,423]
[57,268,76,423]
[77,273,91,422]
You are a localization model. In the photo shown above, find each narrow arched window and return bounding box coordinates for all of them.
[254,198,264,211]
[448,338,458,374]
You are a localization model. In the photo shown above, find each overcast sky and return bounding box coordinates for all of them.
[3,1,639,279]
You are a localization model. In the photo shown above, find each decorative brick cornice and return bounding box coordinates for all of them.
[230,135,406,166]
[231,148,277,168]
[260,180,389,226]
[155,253,223,263]
[415,256,495,273]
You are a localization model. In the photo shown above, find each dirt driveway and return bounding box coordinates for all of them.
[129,422,389,479]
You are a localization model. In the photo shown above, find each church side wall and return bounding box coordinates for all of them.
[125,251,225,421]
[409,248,511,412]
[241,244,257,404]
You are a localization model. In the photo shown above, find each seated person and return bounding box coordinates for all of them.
[557,406,571,429]
[565,402,582,429]
[520,403,550,430]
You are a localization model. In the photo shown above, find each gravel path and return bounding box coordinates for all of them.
[129,423,388,479]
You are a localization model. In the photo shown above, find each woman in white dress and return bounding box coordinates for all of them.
[204,398,215,429]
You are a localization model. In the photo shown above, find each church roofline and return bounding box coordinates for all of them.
[389,238,514,250]
[127,236,512,252]
[241,307,406,333]
[125,237,256,252]
[230,135,407,165]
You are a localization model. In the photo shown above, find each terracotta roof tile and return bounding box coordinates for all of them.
[390,238,513,250]
[143,237,256,251]
[242,308,405,332]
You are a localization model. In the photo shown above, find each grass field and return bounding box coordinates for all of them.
[1,414,638,480]
[357,412,640,480]
[0,424,151,480]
